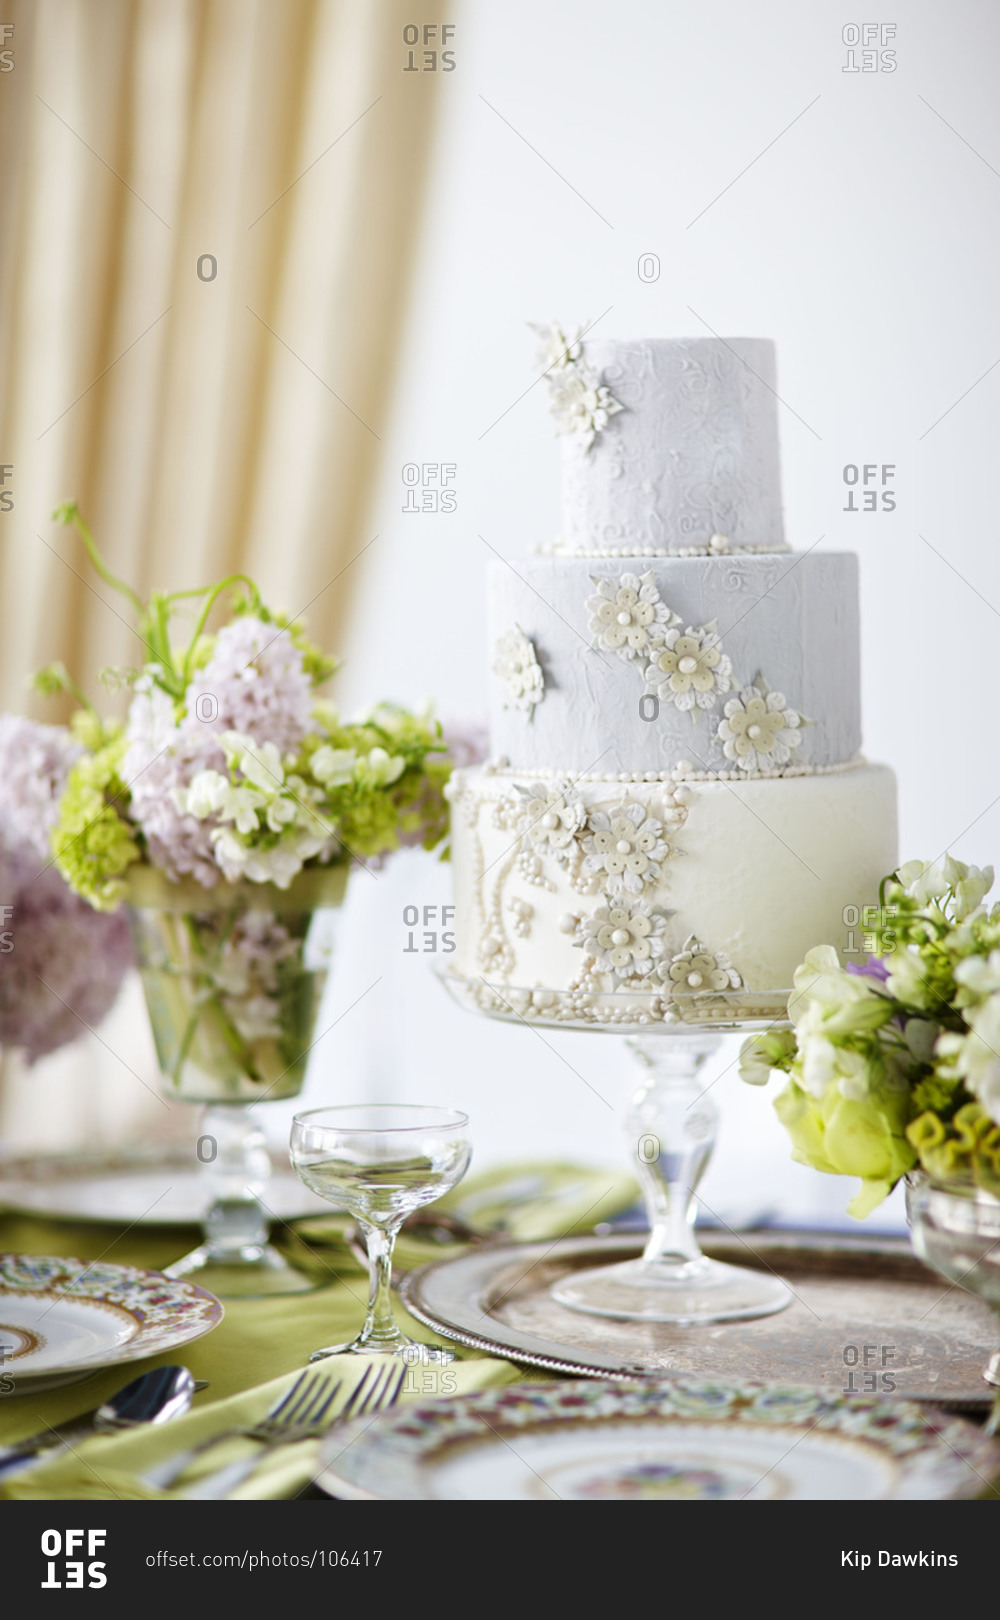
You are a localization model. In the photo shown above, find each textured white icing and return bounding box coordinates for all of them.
[447,764,898,995]
[488,552,860,774]
[561,338,787,553]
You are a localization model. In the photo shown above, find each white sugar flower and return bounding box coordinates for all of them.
[547,366,622,451]
[529,321,584,372]
[587,572,675,661]
[530,321,623,450]
[644,623,732,713]
[716,679,803,773]
[660,934,742,994]
[575,896,667,980]
[518,782,586,858]
[582,802,670,894]
[493,629,545,715]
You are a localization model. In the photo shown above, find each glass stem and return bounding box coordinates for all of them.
[625,1032,721,1274]
[200,1102,270,1261]
[361,1223,402,1348]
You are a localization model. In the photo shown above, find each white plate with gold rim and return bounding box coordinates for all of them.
[0,1254,223,1391]
[316,1379,1000,1501]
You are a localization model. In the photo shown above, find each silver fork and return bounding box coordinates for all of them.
[140,1369,338,1492]
[183,1361,406,1500]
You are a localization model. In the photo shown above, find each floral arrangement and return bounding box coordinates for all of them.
[41,504,456,911]
[740,856,1000,1216]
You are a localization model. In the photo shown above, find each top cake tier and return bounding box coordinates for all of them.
[558,336,787,555]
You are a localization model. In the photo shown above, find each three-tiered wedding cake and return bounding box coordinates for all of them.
[446,332,897,1023]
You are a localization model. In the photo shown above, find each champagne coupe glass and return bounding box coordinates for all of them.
[290,1104,472,1361]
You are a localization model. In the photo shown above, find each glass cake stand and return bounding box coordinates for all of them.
[438,971,794,1325]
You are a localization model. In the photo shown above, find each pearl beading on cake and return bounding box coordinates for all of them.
[538,544,789,559]
[445,970,789,1028]
[474,755,867,786]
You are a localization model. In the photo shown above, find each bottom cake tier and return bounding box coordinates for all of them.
[445,761,897,1019]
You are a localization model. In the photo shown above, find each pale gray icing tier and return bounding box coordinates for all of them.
[488,551,860,775]
[562,338,787,553]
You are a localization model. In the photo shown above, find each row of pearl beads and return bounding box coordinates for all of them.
[481,758,851,784]
[536,542,786,559]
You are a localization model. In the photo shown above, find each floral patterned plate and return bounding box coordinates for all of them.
[315,1379,1000,1501]
[0,1254,223,1389]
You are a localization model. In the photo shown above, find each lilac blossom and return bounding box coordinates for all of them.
[0,842,133,1063]
[185,617,313,756]
[0,716,81,860]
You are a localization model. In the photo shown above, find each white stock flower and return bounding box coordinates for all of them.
[182,771,230,820]
[938,995,1000,1125]
[365,747,405,786]
[310,746,357,787]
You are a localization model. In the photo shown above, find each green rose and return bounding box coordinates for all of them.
[773,1072,917,1218]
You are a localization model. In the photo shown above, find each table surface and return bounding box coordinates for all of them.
[1,1201,996,1501]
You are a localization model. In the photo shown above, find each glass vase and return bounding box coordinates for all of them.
[126,865,347,1296]
[906,1171,1000,1430]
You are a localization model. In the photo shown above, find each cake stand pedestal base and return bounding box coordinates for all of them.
[553,1029,793,1325]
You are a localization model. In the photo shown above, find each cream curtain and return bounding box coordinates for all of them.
[0,0,447,1147]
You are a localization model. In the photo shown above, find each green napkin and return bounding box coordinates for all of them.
[0,1353,526,1501]
[0,1159,636,1499]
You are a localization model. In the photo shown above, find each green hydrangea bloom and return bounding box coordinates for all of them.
[51,733,140,910]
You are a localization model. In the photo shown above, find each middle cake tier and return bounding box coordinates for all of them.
[488,550,860,777]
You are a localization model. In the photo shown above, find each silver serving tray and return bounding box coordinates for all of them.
[400,1231,998,1406]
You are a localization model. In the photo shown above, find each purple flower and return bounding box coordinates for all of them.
[0,843,133,1063]
[0,715,81,860]
[184,617,313,755]
[122,683,224,886]
[846,956,891,983]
